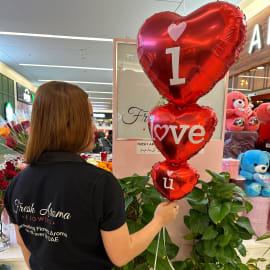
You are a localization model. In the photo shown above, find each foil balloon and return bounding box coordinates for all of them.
[255,103,270,124]
[137,1,246,106]
[151,161,199,200]
[149,103,217,163]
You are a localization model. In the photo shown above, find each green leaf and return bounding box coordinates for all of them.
[147,232,178,260]
[141,204,156,224]
[212,183,236,199]
[134,263,148,270]
[186,187,207,204]
[236,243,246,257]
[184,215,191,230]
[189,210,210,234]
[235,264,249,270]
[200,263,218,270]
[217,234,232,247]
[125,196,134,211]
[206,170,227,183]
[247,258,266,263]
[173,259,195,270]
[209,200,231,223]
[266,263,270,270]
[189,202,208,214]
[219,172,231,182]
[246,265,259,270]
[146,253,173,270]
[203,240,218,257]
[233,186,253,213]
[230,201,246,213]
[184,233,199,240]
[236,216,256,235]
[202,226,219,240]
[256,233,270,241]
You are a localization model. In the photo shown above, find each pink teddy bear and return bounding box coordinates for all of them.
[226,91,260,131]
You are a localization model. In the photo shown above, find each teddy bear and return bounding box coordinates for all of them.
[226,91,260,131]
[255,103,270,124]
[238,149,270,197]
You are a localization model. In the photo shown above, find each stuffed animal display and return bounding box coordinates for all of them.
[226,91,260,131]
[238,149,270,197]
[255,103,270,124]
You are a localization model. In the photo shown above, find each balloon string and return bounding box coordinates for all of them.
[154,227,175,270]
[162,227,175,270]
[154,230,161,270]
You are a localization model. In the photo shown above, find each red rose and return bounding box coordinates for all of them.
[21,121,30,130]
[5,161,15,170]
[12,124,23,133]
[4,169,18,179]
[0,181,9,190]
[6,137,16,149]
[0,171,4,182]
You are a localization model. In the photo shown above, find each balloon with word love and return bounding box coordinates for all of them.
[151,161,199,201]
[137,1,246,106]
[149,103,217,163]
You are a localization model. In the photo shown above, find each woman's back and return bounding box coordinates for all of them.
[5,151,126,270]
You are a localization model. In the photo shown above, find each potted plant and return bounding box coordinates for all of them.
[113,173,179,270]
[173,170,263,270]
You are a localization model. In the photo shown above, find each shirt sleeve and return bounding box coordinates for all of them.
[93,172,126,231]
[4,182,17,224]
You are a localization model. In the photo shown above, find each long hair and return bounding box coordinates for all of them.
[25,81,92,164]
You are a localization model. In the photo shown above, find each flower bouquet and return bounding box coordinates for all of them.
[0,156,25,251]
[0,112,30,154]
[81,154,113,172]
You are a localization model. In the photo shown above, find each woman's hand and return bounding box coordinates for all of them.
[154,201,179,227]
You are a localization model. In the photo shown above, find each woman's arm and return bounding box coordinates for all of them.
[15,225,31,269]
[101,201,178,267]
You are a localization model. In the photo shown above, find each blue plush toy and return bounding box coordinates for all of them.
[238,150,270,197]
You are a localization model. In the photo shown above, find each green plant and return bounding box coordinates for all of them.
[113,173,179,270]
[175,170,256,270]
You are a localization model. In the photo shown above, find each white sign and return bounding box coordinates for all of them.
[116,42,225,140]
[249,17,270,54]
[136,141,160,154]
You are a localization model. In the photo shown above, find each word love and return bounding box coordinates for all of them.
[149,104,217,163]
[150,117,205,145]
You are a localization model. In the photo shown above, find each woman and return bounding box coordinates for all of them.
[4,81,179,270]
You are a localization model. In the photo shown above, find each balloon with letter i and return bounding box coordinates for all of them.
[137,1,246,201]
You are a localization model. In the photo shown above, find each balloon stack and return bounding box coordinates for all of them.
[137,1,247,200]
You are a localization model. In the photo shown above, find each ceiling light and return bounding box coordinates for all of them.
[0,31,113,42]
[38,79,112,85]
[239,75,270,79]
[20,63,113,71]
[93,113,105,118]
[228,88,252,91]
[257,66,264,70]
[85,91,112,94]
[89,97,112,100]
[91,102,111,104]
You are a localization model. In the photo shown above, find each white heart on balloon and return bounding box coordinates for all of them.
[168,21,187,41]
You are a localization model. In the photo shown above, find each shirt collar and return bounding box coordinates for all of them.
[36,151,86,165]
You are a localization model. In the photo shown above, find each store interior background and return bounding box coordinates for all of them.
[0,0,270,268]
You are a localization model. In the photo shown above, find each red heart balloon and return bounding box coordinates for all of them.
[149,103,217,163]
[152,161,199,200]
[137,2,246,106]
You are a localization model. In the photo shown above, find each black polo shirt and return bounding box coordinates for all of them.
[4,152,126,270]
